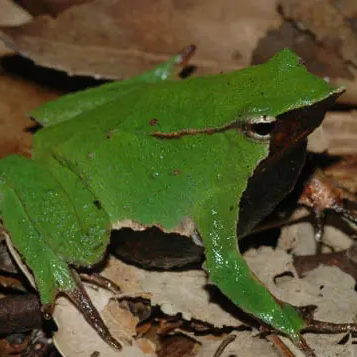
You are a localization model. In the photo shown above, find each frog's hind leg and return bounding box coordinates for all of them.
[0,155,121,348]
[298,304,357,335]
[196,192,311,355]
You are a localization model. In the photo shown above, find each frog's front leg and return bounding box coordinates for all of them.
[0,155,122,349]
[196,191,314,353]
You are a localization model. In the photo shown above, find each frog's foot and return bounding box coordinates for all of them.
[65,269,124,350]
[258,322,317,357]
[79,272,122,294]
[297,304,357,334]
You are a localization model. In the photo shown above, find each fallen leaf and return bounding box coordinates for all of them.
[0,70,59,159]
[0,0,32,56]
[308,111,357,155]
[0,0,281,79]
[52,246,357,357]
[280,0,357,66]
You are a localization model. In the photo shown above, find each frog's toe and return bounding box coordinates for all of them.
[291,304,357,334]
[65,269,124,350]
[79,272,122,294]
[302,318,357,334]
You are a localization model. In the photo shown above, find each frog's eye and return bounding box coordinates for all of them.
[243,116,276,141]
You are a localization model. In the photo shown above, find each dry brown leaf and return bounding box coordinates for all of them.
[280,0,357,66]
[308,111,357,156]
[0,0,32,26]
[0,70,59,159]
[0,0,32,56]
[252,21,353,80]
[252,0,357,105]
[324,156,357,194]
[15,0,93,17]
[0,0,281,79]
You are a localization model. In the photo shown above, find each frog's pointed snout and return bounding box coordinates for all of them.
[270,91,341,155]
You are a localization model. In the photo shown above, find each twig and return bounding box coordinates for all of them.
[212,334,236,357]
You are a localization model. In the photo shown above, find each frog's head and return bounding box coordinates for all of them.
[236,90,342,238]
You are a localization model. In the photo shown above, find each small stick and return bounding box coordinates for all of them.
[267,335,297,357]
[212,334,236,357]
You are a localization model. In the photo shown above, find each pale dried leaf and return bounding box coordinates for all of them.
[0,0,32,26]
[308,111,357,155]
[246,248,357,357]
[102,257,240,327]
[0,0,32,55]
[54,287,154,357]
[0,0,281,79]
[195,331,278,357]
[279,207,354,254]
[51,245,357,357]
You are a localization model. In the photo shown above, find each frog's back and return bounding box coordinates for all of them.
[35,106,268,232]
[32,48,335,231]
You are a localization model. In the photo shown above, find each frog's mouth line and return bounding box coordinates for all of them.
[269,92,342,157]
[150,116,277,141]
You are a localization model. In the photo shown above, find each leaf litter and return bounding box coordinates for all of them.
[0,0,281,79]
[51,242,357,357]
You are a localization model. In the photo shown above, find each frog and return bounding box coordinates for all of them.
[0,46,353,357]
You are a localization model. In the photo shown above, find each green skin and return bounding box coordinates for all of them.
[0,50,339,346]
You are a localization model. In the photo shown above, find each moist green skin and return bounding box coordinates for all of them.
[0,49,339,343]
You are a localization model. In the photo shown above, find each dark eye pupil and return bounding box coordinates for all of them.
[249,122,275,137]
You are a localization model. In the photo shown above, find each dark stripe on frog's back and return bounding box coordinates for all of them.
[33,48,333,158]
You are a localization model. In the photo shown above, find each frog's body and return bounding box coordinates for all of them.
[0,49,342,353]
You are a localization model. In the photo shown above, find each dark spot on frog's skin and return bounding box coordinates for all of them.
[90,351,100,357]
[149,118,158,126]
[319,285,324,290]
[93,200,102,209]
[106,131,113,139]
[229,205,234,211]
[172,169,181,175]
